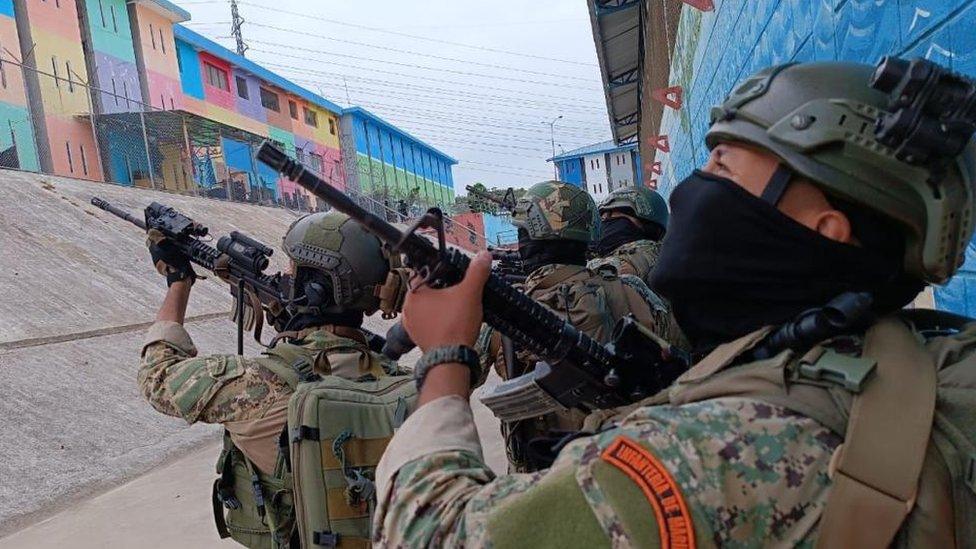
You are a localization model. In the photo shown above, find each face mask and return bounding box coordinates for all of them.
[518,231,587,274]
[650,170,920,353]
[597,216,645,256]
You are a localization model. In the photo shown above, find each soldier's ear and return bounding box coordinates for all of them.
[813,210,853,244]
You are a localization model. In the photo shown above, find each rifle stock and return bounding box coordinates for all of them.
[258,141,687,420]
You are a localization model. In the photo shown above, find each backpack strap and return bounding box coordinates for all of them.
[816,317,937,548]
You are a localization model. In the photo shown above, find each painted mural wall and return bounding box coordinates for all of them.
[653,0,976,315]
[14,0,102,180]
[0,0,38,171]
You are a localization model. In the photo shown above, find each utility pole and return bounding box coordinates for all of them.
[230,0,248,56]
[547,115,562,180]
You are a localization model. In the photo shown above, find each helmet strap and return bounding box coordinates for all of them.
[760,164,793,206]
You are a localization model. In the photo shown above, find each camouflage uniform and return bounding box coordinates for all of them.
[480,180,676,472]
[139,321,395,473]
[375,319,976,546]
[589,186,688,346]
[374,60,976,546]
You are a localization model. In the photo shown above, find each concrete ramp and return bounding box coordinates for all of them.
[0,172,413,534]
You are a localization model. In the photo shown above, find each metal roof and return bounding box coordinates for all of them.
[587,0,643,145]
[173,25,345,115]
[549,139,636,162]
[342,107,458,165]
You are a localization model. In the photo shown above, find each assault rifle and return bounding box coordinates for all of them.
[91,197,289,355]
[466,185,517,213]
[489,247,526,283]
[259,142,689,421]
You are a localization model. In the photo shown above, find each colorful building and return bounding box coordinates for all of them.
[550,140,642,202]
[0,0,38,171]
[341,106,456,208]
[2,0,458,215]
[13,0,102,179]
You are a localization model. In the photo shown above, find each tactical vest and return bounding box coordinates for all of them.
[636,311,976,547]
[493,264,661,472]
[213,338,417,548]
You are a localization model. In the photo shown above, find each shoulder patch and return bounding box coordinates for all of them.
[601,436,696,549]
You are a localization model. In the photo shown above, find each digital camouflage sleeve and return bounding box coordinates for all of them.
[374,395,840,547]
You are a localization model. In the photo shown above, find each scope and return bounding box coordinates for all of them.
[145,202,208,238]
[217,231,272,273]
[869,56,976,168]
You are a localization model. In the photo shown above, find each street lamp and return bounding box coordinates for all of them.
[547,115,563,180]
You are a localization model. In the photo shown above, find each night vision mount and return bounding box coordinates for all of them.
[870,56,976,173]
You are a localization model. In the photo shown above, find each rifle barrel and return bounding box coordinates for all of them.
[91,197,147,230]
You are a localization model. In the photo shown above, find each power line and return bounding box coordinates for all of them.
[287,75,606,116]
[235,0,596,67]
[243,42,600,90]
[262,61,605,108]
[244,26,598,82]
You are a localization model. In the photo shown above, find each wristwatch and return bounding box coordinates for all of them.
[414,345,481,390]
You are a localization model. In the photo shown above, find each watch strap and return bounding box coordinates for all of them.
[414,345,480,390]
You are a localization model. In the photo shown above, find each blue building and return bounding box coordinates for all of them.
[589,0,976,316]
[550,140,643,202]
[340,106,457,208]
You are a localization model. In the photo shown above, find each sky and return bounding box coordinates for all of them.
[172,0,613,193]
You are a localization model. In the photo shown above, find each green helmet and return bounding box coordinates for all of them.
[512,180,598,243]
[598,186,669,232]
[282,211,389,313]
[707,61,976,283]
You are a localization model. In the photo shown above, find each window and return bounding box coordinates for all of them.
[0,40,7,89]
[65,141,73,173]
[98,0,106,26]
[65,61,74,92]
[122,81,129,106]
[589,159,593,170]
[169,97,175,110]
[260,87,280,111]
[309,153,323,174]
[110,5,117,32]
[80,144,88,175]
[598,183,603,194]
[288,100,298,119]
[296,148,306,164]
[149,24,156,49]
[328,117,336,135]
[303,106,318,127]
[111,79,118,106]
[205,63,229,91]
[51,56,59,89]
[159,28,166,54]
[160,93,165,108]
[235,76,248,99]
[621,155,626,164]
[596,158,600,169]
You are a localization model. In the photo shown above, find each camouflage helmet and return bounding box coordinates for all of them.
[707,61,976,283]
[282,211,388,313]
[512,180,598,243]
[598,185,669,232]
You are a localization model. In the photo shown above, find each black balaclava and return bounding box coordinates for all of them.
[597,216,647,256]
[517,228,588,274]
[650,169,922,354]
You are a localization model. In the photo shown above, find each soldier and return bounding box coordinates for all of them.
[590,185,687,347]
[372,60,976,546]
[139,211,399,546]
[477,180,674,472]
[590,185,668,285]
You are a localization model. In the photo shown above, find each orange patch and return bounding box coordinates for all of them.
[601,436,696,549]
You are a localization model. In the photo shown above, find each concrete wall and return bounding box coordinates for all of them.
[652,0,976,316]
[582,152,609,201]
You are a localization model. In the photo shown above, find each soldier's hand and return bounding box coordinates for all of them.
[147,229,196,286]
[402,251,491,352]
